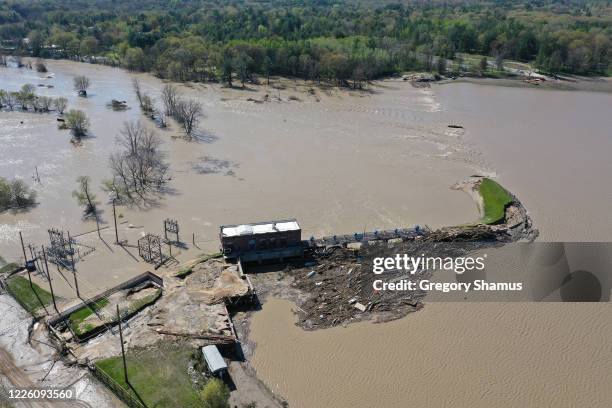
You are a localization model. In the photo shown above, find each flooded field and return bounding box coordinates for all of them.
[1,60,479,298]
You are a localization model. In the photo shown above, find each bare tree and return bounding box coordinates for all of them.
[108,121,168,201]
[176,98,203,138]
[161,84,178,117]
[133,79,155,114]
[72,176,98,217]
[53,97,68,114]
[3,92,17,110]
[37,96,53,112]
[73,75,90,96]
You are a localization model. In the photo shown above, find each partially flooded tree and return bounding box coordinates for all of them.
[16,84,36,109]
[175,98,203,138]
[72,176,98,217]
[2,92,17,110]
[64,110,90,137]
[133,78,154,114]
[53,97,68,114]
[37,96,53,112]
[108,121,168,201]
[35,59,47,73]
[161,84,178,117]
[73,75,90,96]
[0,177,37,211]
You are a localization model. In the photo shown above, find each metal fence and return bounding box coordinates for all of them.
[89,364,146,408]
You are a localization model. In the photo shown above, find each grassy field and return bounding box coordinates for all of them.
[0,262,19,274]
[478,178,513,224]
[95,344,203,408]
[6,276,53,314]
[69,298,109,335]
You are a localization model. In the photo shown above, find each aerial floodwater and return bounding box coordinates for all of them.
[0,59,479,296]
[1,60,612,407]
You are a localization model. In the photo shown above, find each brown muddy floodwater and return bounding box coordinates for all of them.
[1,60,477,298]
[2,61,612,408]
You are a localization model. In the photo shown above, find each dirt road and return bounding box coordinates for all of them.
[0,345,90,408]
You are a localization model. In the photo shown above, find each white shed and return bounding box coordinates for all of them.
[202,345,227,376]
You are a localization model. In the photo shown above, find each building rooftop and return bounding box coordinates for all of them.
[202,345,228,374]
[221,219,300,237]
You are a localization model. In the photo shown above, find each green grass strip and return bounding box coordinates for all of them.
[0,262,20,274]
[6,276,53,314]
[69,298,109,336]
[478,178,513,224]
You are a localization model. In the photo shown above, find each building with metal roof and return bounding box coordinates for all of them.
[202,345,228,376]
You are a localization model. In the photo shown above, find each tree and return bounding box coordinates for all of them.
[37,96,53,112]
[133,79,154,113]
[73,75,90,96]
[2,92,17,110]
[108,121,168,201]
[200,378,230,408]
[16,84,36,110]
[436,57,447,75]
[495,51,504,71]
[479,57,488,73]
[35,59,47,73]
[72,176,98,217]
[176,98,203,138]
[54,97,68,114]
[124,47,146,71]
[0,178,37,210]
[65,110,90,137]
[161,84,178,117]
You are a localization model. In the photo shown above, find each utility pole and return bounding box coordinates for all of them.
[42,246,58,314]
[117,305,129,384]
[112,199,119,244]
[67,231,80,298]
[19,231,27,265]
[20,232,33,288]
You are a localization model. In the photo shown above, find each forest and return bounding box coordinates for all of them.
[0,0,610,86]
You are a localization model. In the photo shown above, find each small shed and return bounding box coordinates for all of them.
[201,345,227,376]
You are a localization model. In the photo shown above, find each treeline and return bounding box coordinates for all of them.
[0,84,68,113]
[0,0,610,84]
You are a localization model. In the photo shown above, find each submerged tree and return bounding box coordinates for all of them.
[161,84,178,117]
[0,177,37,211]
[54,97,68,114]
[72,176,98,217]
[107,121,168,201]
[133,78,154,114]
[73,75,90,96]
[175,98,203,138]
[64,110,90,137]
